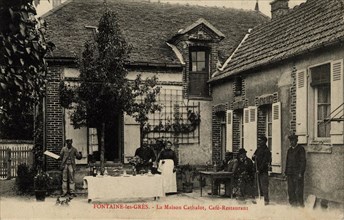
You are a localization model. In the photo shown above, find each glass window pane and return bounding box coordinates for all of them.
[197,61,206,71]
[311,63,330,85]
[191,52,197,61]
[318,86,330,103]
[318,122,330,137]
[192,63,197,72]
[267,109,272,122]
[197,51,205,61]
[268,123,272,136]
[317,105,326,120]
[318,123,325,137]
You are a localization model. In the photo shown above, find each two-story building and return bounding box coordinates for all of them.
[42,0,268,170]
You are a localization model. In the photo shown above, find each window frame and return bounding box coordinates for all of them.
[314,85,331,139]
[220,113,226,160]
[265,105,273,151]
[234,109,244,148]
[308,61,332,142]
[188,47,210,97]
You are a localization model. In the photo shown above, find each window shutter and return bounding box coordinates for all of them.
[247,107,257,159]
[296,70,308,144]
[226,110,233,152]
[243,108,250,152]
[271,102,282,173]
[330,59,344,144]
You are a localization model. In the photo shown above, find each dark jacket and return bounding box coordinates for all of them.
[158,149,178,166]
[253,145,272,173]
[60,146,82,170]
[237,157,255,180]
[285,145,306,175]
[135,146,156,165]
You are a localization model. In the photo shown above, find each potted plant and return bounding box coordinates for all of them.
[34,168,51,201]
[179,164,197,193]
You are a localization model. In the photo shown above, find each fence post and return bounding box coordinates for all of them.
[6,148,11,180]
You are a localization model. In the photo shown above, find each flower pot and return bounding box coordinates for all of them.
[35,190,47,201]
[182,183,193,193]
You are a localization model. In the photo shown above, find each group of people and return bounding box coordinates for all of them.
[211,133,306,207]
[134,138,178,193]
[59,134,306,207]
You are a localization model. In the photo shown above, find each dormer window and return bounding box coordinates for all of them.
[189,47,210,97]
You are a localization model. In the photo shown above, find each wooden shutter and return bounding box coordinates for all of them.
[271,102,282,173]
[296,70,308,144]
[330,59,344,144]
[226,110,233,152]
[243,108,250,152]
[247,107,257,159]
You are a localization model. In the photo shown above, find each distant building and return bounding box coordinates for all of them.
[43,0,267,169]
[210,0,344,204]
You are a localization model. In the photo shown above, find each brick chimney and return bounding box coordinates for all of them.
[270,0,289,19]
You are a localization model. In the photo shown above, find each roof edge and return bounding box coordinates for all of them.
[40,0,73,18]
[209,36,344,83]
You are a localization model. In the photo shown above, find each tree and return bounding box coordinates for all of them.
[0,0,54,114]
[60,9,160,173]
[0,0,54,168]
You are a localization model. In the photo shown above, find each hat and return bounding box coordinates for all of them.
[238,148,247,154]
[258,135,267,143]
[66,139,72,143]
[288,133,298,140]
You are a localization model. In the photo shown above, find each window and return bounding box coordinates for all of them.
[310,63,331,138]
[234,77,243,96]
[239,111,244,148]
[220,114,226,160]
[191,51,206,72]
[265,106,272,151]
[189,48,209,97]
[233,109,244,148]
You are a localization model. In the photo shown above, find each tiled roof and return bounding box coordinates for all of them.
[43,0,268,65]
[211,0,344,82]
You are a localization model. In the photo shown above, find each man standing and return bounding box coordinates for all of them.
[285,133,306,207]
[253,135,272,205]
[236,148,255,201]
[60,139,82,197]
[135,138,156,172]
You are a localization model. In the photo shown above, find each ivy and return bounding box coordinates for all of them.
[0,0,55,114]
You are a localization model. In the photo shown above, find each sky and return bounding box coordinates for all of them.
[36,0,307,17]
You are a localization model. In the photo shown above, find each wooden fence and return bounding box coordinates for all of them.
[0,146,33,179]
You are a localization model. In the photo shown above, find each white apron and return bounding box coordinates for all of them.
[158,159,177,193]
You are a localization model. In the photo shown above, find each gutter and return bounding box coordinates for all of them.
[46,57,184,68]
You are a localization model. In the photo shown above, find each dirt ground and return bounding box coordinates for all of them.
[1,179,343,220]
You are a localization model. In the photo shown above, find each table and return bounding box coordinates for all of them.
[83,175,165,202]
[199,171,233,197]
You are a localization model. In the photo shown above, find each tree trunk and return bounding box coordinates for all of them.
[97,122,106,175]
[100,122,105,175]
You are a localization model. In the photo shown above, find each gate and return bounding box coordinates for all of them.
[0,146,33,179]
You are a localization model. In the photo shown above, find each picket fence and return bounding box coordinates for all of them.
[0,146,33,179]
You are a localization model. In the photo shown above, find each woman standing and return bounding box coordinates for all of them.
[158,141,178,193]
